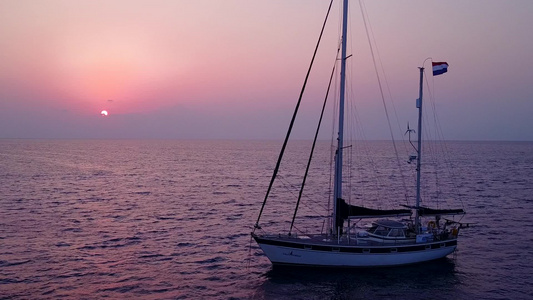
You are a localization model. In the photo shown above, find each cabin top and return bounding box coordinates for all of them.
[367,219,408,238]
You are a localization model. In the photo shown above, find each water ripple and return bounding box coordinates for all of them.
[0,140,531,299]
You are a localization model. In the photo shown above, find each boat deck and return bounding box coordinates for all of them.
[257,232,454,248]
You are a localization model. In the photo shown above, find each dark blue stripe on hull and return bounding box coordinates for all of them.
[253,235,457,254]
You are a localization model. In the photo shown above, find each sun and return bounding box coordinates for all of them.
[101,110,108,116]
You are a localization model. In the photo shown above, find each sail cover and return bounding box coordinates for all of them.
[336,198,412,219]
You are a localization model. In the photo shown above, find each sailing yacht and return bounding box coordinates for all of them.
[251,0,466,267]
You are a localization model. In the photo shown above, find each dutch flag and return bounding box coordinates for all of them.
[432,62,448,76]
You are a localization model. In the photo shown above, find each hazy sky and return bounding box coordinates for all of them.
[1,0,532,140]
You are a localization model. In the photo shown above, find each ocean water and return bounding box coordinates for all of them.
[0,139,532,299]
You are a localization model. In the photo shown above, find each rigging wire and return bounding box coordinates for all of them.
[423,67,466,210]
[425,74,442,208]
[338,0,385,207]
[336,0,397,209]
[359,1,411,156]
[276,173,329,217]
[345,0,382,207]
[360,0,415,204]
[253,0,334,231]
[327,35,343,233]
[346,75,384,205]
[358,0,410,205]
[289,45,340,235]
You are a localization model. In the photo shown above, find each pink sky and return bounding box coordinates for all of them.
[1,0,532,140]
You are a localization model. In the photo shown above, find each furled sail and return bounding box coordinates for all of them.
[417,206,465,216]
[401,205,465,216]
[336,198,412,219]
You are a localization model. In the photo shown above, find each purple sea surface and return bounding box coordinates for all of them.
[0,140,531,299]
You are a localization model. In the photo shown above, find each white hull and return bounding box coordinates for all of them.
[254,235,457,267]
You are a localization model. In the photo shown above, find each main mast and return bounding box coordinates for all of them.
[333,0,349,234]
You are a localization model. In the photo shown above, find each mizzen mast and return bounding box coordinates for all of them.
[414,66,424,233]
